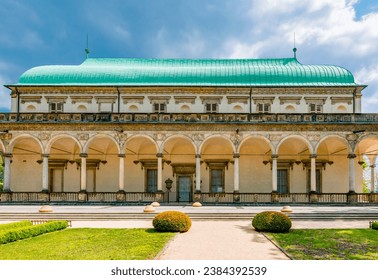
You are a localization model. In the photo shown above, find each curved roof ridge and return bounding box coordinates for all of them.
[11,56,358,87]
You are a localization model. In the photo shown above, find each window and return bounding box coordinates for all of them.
[146,169,158,192]
[205,103,218,113]
[309,103,322,113]
[153,103,166,113]
[50,102,64,113]
[307,169,321,193]
[277,169,288,194]
[257,103,270,113]
[210,168,224,193]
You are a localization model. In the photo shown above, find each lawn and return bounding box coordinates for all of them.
[0,228,175,260]
[268,229,378,260]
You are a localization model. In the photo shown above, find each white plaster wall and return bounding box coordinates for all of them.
[64,164,80,192]
[10,155,42,191]
[239,156,271,193]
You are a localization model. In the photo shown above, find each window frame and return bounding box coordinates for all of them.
[257,103,271,113]
[49,102,64,113]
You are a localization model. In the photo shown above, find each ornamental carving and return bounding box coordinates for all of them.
[38,132,51,141]
[192,134,205,142]
[269,134,282,142]
[307,134,321,141]
[77,133,89,141]
[230,133,242,146]
[153,133,166,141]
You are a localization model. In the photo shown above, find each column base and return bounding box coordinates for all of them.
[1,192,12,202]
[347,191,357,204]
[155,191,164,202]
[271,191,279,203]
[38,192,50,202]
[309,191,319,203]
[78,191,88,202]
[233,191,240,203]
[193,191,202,202]
[116,190,126,202]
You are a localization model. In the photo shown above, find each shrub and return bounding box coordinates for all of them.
[372,221,378,230]
[153,211,191,232]
[0,220,32,232]
[0,220,69,244]
[252,211,292,233]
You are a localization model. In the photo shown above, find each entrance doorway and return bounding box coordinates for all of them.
[177,175,192,202]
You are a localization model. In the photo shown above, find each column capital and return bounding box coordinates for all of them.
[3,153,12,158]
[310,154,317,159]
[156,153,163,158]
[233,153,240,159]
[347,153,357,159]
[371,164,376,168]
[42,154,50,158]
[271,154,279,159]
[79,153,88,158]
[118,154,126,158]
[195,154,201,159]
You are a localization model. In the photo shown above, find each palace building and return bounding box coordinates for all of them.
[1,52,378,204]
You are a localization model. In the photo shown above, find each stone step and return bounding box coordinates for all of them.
[0,212,377,221]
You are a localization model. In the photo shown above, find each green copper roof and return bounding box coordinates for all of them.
[13,57,357,87]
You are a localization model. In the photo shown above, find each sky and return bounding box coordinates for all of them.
[1,0,378,112]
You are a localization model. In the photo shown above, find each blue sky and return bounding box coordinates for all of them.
[1,0,378,112]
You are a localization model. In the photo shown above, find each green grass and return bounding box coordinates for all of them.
[268,229,378,260]
[0,228,175,260]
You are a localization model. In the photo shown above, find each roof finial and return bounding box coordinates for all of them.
[293,32,297,59]
[85,34,90,59]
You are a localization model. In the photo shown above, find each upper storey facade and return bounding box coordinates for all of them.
[5,57,366,114]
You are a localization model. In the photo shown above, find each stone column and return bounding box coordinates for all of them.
[42,154,49,192]
[233,153,240,192]
[348,153,356,193]
[10,92,18,113]
[80,153,88,192]
[118,154,125,192]
[3,153,12,192]
[355,93,362,113]
[195,154,201,192]
[157,153,163,192]
[271,154,278,192]
[371,164,376,193]
[310,154,317,193]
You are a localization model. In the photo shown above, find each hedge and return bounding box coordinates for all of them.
[372,221,378,230]
[0,220,69,244]
[252,211,292,233]
[153,211,192,232]
[0,221,33,232]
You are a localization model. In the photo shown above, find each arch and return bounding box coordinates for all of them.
[84,134,121,154]
[199,135,236,155]
[276,134,314,155]
[26,105,36,111]
[46,134,83,154]
[161,134,197,154]
[237,134,274,154]
[129,105,139,112]
[180,105,190,112]
[77,105,87,112]
[125,134,159,154]
[232,105,243,112]
[8,134,44,154]
[285,105,295,112]
[336,105,347,113]
[315,134,351,155]
[0,140,5,154]
[355,133,378,158]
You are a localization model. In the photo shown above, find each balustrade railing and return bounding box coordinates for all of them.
[1,191,377,204]
[2,112,378,124]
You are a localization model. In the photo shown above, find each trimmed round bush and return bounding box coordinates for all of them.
[372,221,378,230]
[252,211,292,233]
[153,211,192,232]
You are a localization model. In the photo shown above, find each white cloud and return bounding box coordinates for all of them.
[217,0,378,112]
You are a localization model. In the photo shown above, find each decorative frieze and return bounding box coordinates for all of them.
[122,96,145,104]
[331,97,353,105]
[20,96,42,104]
[279,96,302,105]
[226,96,249,104]
[71,96,93,104]
[174,96,196,104]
